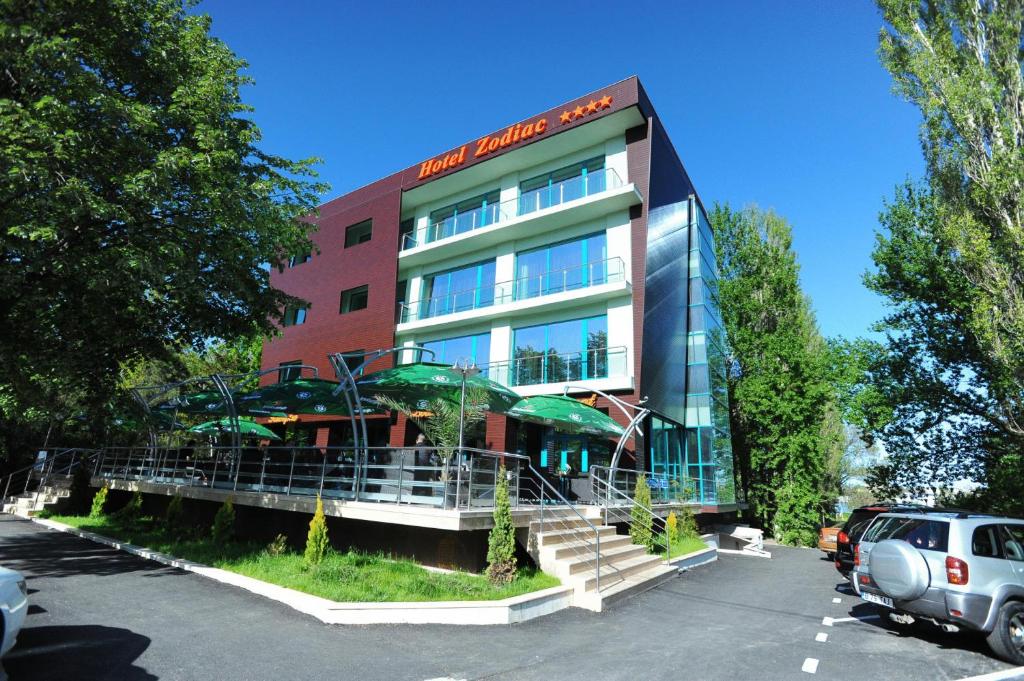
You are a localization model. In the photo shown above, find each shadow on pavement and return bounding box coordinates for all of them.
[0,517,181,580]
[4,625,156,681]
[849,601,995,658]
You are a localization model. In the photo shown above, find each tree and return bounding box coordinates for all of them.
[629,475,654,551]
[710,204,838,545]
[486,466,517,585]
[89,483,109,518]
[211,497,235,544]
[865,2,1024,511]
[374,388,488,465]
[304,495,329,567]
[0,0,326,464]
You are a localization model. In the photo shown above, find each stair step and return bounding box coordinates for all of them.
[551,534,632,559]
[575,564,679,611]
[580,552,667,592]
[528,516,594,532]
[537,525,616,547]
[563,543,648,575]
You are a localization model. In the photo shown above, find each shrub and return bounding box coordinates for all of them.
[89,483,109,518]
[164,494,185,535]
[114,490,143,521]
[211,497,235,545]
[266,533,288,556]
[486,466,517,585]
[677,504,700,539]
[304,496,329,567]
[665,511,679,542]
[67,464,93,515]
[629,475,655,551]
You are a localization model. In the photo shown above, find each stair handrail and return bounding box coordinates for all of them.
[590,470,674,563]
[524,463,624,593]
[1,447,102,509]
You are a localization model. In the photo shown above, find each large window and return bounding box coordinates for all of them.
[288,252,312,267]
[278,360,302,382]
[519,157,606,215]
[428,190,500,243]
[512,315,607,385]
[515,232,608,300]
[421,332,491,368]
[344,219,372,248]
[419,260,495,319]
[340,285,369,314]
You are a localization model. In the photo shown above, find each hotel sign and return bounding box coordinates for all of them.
[416,94,614,181]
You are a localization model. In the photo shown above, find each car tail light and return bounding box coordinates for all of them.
[854,543,860,567]
[859,574,870,585]
[834,559,841,569]
[838,531,849,544]
[945,556,969,585]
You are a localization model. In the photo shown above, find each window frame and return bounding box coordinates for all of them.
[278,360,303,382]
[339,285,369,314]
[344,219,373,248]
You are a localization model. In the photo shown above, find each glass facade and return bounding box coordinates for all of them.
[419,259,496,319]
[428,190,500,243]
[421,332,491,369]
[519,157,606,215]
[511,315,608,386]
[514,232,608,300]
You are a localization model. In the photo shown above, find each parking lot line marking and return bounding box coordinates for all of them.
[815,632,828,642]
[832,597,841,603]
[801,658,819,674]
[950,666,1024,681]
[822,616,834,626]
[827,615,880,625]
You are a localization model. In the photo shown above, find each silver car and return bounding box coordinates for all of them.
[852,511,1024,664]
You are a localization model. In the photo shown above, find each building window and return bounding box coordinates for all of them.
[288,252,312,267]
[417,260,496,320]
[427,189,501,243]
[511,315,608,385]
[344,219,372,248]
[421,332,491,369]
[340,285,369,314]
[282,304,308,327]
[515,232,609,300]
[278,360,302,382]
[519,157,605,215]
[399,218,416,250]
[341,350,365,376]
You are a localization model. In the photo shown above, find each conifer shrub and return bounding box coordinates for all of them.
[211,497,235,544]
[266,533,288,556]
[114,490,143,521]
[304,496,329,567]
[629,475,655,551]
[164,494,185,535]
[67,464,94,515]
[665,511,679,542]
[678,504,700,539]
[89,483,109,518]
[486,466,517,585]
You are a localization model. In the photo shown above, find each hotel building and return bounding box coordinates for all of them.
[261,76,736,510]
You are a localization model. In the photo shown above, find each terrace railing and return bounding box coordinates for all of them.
[483,345,628,388]
[400,167,625,251]
[398,257,626,323]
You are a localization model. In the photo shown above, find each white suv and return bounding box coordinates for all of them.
[851,511,1024,664]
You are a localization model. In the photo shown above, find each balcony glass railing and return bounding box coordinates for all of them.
[398,257,625,323]
[483,345,628,388]
[401,167,624,251]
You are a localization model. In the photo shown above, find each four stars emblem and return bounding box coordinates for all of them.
[559,94,614,124]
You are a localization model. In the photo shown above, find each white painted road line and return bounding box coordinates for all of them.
[951,666,1024,681]
[822,616,834,626]
[832,597,841,603]
[802,658,819,674]
[815,632,828,642]
[828,615,880,624]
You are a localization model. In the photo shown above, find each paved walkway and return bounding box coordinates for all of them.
[0,515,1015,681]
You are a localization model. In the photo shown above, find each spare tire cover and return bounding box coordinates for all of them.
[870,539,930,600]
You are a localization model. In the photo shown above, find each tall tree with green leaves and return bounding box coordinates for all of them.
[711,205,839,545]
[0,0,326,463]
[866,1,1024,512]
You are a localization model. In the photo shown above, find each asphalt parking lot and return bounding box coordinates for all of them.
[0,514,1019,681]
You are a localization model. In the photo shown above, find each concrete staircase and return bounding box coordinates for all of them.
[530,517,678,612]
[2,480,71,516]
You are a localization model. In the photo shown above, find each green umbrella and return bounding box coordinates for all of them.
[111,411,186,432]
[189,418,281,440]
[235,378,351,416]
[509,395,625,437]
[152,390,229,415]
[356,362,520,413]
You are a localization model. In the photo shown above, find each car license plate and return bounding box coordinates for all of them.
[861,591,893,608]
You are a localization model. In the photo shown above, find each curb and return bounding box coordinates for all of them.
[667,545,718,571]
[27,515,574,625]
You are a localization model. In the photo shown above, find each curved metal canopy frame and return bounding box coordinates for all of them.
[560,385,649,471]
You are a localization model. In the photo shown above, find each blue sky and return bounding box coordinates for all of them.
[199,0,924,341]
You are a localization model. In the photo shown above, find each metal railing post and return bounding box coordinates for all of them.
[318,451,326,496]
[396,453,404,504]
[286,449,296,495]
[233,449,242,491]
[211,451,220,489]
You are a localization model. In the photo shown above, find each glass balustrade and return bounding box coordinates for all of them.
[401,167,624,251]
[398,257,625,323]
[483,345,628,388]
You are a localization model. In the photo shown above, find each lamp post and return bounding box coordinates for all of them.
[452,359,480,508]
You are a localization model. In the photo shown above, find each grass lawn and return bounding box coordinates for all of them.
[660,534,710,559]
[48,513,560,602]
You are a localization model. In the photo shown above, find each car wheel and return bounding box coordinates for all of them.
[986,601,1024,665]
